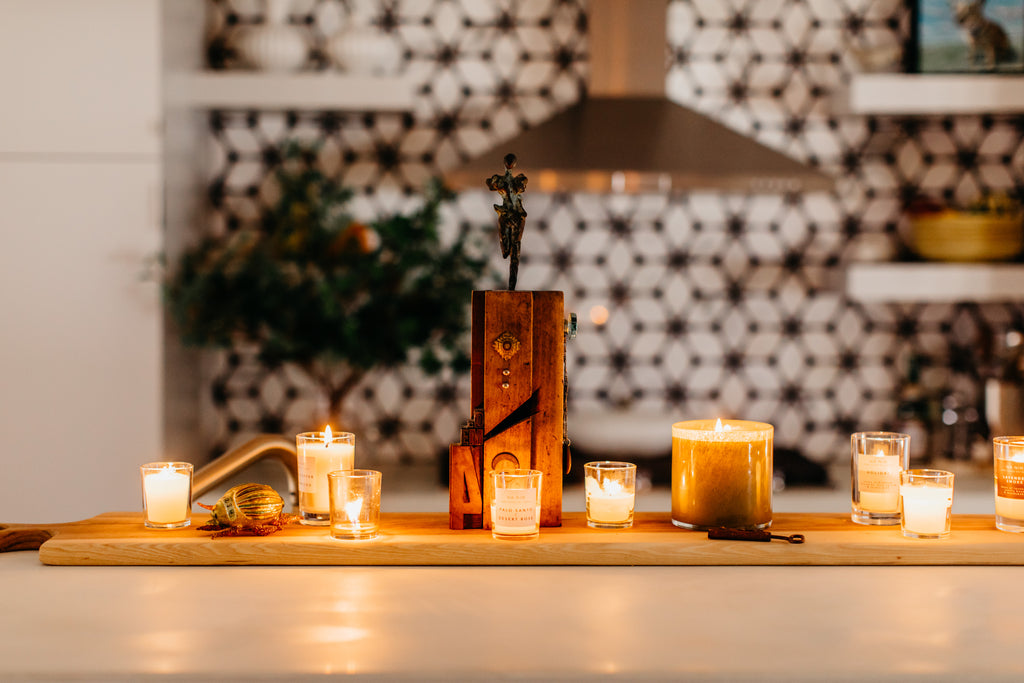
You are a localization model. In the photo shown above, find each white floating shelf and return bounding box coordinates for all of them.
[164,72,417,110]
[847,263,1024,303]
[843,74,1024,114]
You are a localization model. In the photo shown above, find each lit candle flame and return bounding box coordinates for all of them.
[345,496,363,524]
[714,418,733,432]
[875,448,885,457]
[322,425,332,447]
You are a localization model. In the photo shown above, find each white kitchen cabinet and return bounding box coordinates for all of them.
[0,0,162,522]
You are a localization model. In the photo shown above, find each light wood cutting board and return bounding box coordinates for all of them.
[2,512,1022,566]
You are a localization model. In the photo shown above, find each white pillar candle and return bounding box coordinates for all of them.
[299,427,355,514]
[586,478,634,524]
[900,485,952,535]
[144,467,190,524]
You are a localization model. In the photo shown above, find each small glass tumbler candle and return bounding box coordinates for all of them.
[490,469,542,540]
[851,431,910,526]
[140,462,193,529]
[328,469,381,540]
[993,436,1024,532]
[899,469,954,539]
[585,461,636,529]
[671,419,773,530]
[297,428,355,526]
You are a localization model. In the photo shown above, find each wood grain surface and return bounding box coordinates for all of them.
[4,512,1022,566]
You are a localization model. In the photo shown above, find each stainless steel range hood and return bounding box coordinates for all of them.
[446,0,832,194]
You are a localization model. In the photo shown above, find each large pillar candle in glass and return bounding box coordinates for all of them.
[993,436,1024,532]
[671,419,773,530]
[851,432,910,526]
[297,427,355,526]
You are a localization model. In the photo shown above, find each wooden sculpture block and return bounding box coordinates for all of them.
[449,290,565,529]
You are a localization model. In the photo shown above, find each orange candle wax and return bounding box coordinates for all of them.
[671,419,773,530]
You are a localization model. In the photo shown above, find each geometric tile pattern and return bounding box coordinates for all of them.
[195,0,1024,468]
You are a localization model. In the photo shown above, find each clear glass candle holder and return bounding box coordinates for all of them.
[993,436,1024,533]
[297,429,355,526]
[671,419,773,530]
[328,469,381,540]
[899,469,954,540]
[490,469,542,540]
[140,462,193,529]
[584,461,636,529]
[851,431,910,526]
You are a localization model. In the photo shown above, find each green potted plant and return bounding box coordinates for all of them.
[165,146,488,426]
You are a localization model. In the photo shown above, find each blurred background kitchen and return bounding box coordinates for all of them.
[3,0,1024,521]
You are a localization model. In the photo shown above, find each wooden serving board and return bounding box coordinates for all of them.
[2,512,1023,566]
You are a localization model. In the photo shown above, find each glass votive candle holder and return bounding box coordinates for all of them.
[297,428,355,526]
[993,436,1024,532]
[851,431,910,526]
[584,461,636,529]
[140,462,193,529]
[490,469,542,540]
[899,469,954,539]
[328,469,381,540]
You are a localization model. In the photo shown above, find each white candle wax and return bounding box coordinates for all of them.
[900,484,952,535]
[491,488,540,536]
[299,440,354,514]
[996,495,1024,521]
[144,467,190,524]
[586,478,634,523]
[857,450,901,513]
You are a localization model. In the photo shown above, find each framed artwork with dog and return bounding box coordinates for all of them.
[913,1,1024,72]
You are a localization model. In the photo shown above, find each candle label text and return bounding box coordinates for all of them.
[298,455,317,493]
[492,488,538,527]
[997,459,1024,499]
[857,454,900,493]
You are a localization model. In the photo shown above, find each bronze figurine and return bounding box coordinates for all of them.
[486,153,528,290]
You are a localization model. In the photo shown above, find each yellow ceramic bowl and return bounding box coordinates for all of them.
[910,211,1024,262]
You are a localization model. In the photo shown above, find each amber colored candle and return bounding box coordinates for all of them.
[671,419,773,530]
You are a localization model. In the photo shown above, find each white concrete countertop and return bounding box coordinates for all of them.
[3,552,1024,681]
[2,462,1015,681]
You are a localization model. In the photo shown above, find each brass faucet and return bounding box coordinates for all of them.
[191,434,298,505]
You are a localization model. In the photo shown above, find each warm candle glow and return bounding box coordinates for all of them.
[323,425,332,446]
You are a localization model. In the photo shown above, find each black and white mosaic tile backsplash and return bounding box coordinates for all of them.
[197,0,1024,467]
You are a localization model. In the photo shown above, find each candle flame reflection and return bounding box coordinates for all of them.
[600,479,625,496]
[713,418,733,432]
[345,496,363,524]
